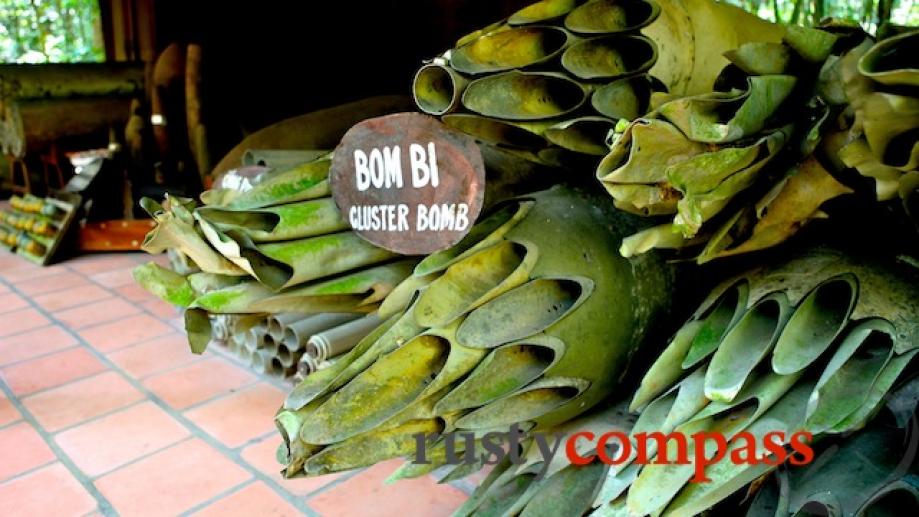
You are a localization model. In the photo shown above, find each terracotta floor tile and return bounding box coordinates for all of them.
[0,422,56,481]
[31,284,112,312]
[54,297,140,329]
[143,357,255,409]
[0,308,50,338]
[149,253,171,268]
[78,314,173,352]
[142,297,179,320]
[89,267,137,288]
[13,271,90,296]
[95,438,251,516]
[23,371,144,432]
[184,383,285,448]
[0,394,20,427]
[191,481,303,517]
[1,347,106,396]
[108,333,201,379]
[0,263,63,283]
[55,402,190,477]
[307,459,467,517]
[241,437,344,496]
[0,292,29,313]
[68,254,140,276]
[114,282,156,303]
[0,325,77,365]
[0,463,97,516]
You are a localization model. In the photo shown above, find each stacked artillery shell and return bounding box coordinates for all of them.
[274,186,674,478]
[413,0,663,159]
[457,246,919,516]
[133,151,420,355]
[412,0,785,162]
[597,24,869,263]
[745,404,919,516]
[836,29,919,224]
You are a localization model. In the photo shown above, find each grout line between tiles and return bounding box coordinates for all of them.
[0,454,56,485]
[0,342,82,369]
[1,271,321,516]
[0,376,118,516]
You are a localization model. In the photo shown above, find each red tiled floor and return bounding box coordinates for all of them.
[307,459,467,517]
[0,292,29,313]
[149,253,171,267]
[1,347,106,396]
[53,297,140,329]
[0,307,50,338]
[191,481,303,517]
[95,438,251,516]
[68,255,140,276]
[13,271,90,296]
[184,383,285,448]
[79,313,173,352]
[0,263,64,283]
[0,325,77,365]
[108,333,202,379]
[89,267,137,288]
[55,402,190,477]
[141,297,179,320]
[0,394,20,427]
[0,422,56,481]
[143,357,255,409]
[241,437,344,497]
[22,371,144,432]
[115,282,156,303]
[0,463,98,516]
[32,284,112,312]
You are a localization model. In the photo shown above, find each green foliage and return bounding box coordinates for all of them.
[726,0,918,29]
[0,0,104,63]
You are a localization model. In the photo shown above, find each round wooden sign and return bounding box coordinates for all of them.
[330,112,486,255]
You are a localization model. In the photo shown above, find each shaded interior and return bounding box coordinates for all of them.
[415,241,528,328]
[884,127,919,168]
[562,35,656,79]
[863,487,919,516]
[452,26,569,73]
[706,297,783,401]
[773,277,855,375]
[458,278,582,348]
[443,114,547,149]
[201,209,278,233]
[415,201,523,277]
[545,119,616,155]
[435,343,556,412]
[866,35,919,74]
[565,0,656,33]
[682,282,746,368]
[456,386,580,429]
[463,72,586,120]
[592,77,652,120]
[413,65,457,115]
[509,0,579,25]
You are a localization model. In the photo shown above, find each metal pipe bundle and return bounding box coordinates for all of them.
[305,315,383,361]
